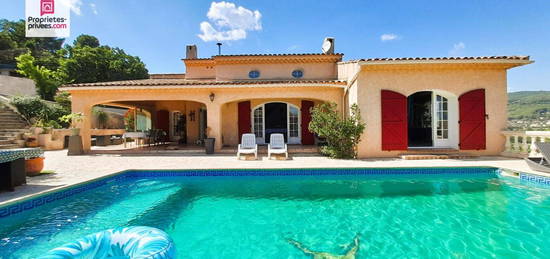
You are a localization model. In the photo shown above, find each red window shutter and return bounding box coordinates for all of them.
[238,101,251,140]
[381,90,408,150]
[301,100,315,145]
[459,89,486,150]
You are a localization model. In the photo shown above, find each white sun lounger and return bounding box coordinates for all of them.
[237,133,258,160]
[268,133,288,159]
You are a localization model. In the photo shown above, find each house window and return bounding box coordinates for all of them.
[249,70,260,79]
[253,106,263,138]
[436,95,448,139]
[289,106,299,137]
[292,70,303,78]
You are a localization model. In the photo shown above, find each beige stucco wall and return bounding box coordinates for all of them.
[154,101,204,144]
[353,65,508,158]
[221,98,325,146]
[215,63,337,80]
[185,65,215,79]
[67,85,343,151]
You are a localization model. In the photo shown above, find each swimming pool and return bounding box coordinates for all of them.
[1,167,550,258]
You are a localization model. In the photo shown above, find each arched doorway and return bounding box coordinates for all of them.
[407,90,458,148]
[252,102,301,144]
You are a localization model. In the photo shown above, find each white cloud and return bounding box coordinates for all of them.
[198,1,262,42]
[380,33,399,42]
[90,3,98,15]
[449,42,466,56]
[287,45,299,51]
[59,0,83,15]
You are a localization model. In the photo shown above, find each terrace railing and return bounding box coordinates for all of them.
[501,131,550,158]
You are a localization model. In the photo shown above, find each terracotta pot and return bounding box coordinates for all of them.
[26,139,39,147]
[25,157,44,176]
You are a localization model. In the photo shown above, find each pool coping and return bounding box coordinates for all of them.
[0,166,547,219]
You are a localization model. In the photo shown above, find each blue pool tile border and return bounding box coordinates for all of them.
[0,167,499,218]
[519,173,550,186]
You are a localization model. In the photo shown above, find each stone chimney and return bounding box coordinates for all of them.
[186,45,197,59]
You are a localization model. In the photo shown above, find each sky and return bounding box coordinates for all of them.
[2,0,550,92]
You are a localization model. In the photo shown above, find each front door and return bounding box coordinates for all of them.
[264,103,287,143]
[252,102,301,144]
[408,91,433,147]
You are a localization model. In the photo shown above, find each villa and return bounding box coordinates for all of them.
[62,38,532,158]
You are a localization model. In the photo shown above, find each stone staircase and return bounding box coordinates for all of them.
[0,105,29,149]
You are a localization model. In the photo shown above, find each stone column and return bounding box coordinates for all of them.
[206,102,223,150]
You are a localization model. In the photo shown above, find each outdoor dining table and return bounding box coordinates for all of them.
[0,148,44,191]
[123,132,148,148]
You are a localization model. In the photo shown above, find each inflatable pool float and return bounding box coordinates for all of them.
[38,226,176,259]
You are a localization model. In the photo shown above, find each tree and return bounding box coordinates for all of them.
[0,19,64,70]
[309,103,365,159]
[74,34,100,48]
[59,44,148,83]
[16,53,62,100]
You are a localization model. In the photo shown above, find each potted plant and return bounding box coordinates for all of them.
[60,113,85,136]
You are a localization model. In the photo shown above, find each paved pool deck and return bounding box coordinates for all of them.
[0,149,545,206]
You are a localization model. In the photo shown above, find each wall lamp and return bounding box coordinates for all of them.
[209,92,215,102]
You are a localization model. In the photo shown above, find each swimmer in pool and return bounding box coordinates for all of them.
[287,234,360,259]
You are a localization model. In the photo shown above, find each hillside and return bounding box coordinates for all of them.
[507,91,550,130]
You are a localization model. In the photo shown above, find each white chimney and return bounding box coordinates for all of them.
[321,37,335,54]
[186,45,197,59]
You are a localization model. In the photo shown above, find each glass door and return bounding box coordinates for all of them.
[433,94,450,147]
[252,106,265,144]
[287,105,301,144]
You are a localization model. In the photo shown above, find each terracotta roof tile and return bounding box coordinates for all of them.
[62,79,347,88]
[341,55,530,64]
[214,53,343,57]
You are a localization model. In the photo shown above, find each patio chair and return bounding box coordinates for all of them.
[268,133,288,160]
[237,133,258,160]
[525,142,550,173]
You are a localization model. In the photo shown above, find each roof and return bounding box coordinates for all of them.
[62,79,347,88]
[184,53,344,65]
[213,53,344,57]
[340,55,531,64]
[149,73,186,79]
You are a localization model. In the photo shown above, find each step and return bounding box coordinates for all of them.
[404,148,460,153]
[0,129,29,132]
[0,112,19,115]
[0,123,26,127]
[0,118,25,122]
[0,139,14,145]
[0,124,27,129]
[0,144,20,149]
[0,114,23,118]
[400,153,476,160]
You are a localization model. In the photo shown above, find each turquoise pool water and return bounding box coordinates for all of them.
[1,169,550,258]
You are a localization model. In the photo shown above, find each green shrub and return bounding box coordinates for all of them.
[10,95,69,126]
[54,91,71,112]
[309,103,365,159]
